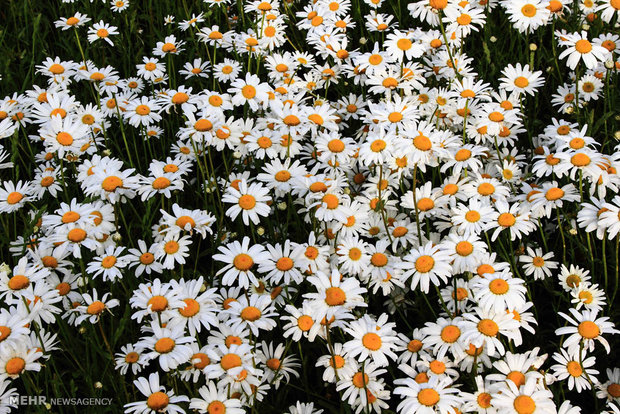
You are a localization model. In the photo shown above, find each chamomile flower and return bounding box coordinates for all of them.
[153,35,185,57]
[87,21,118,46]
[155,234,191,269]
[0,181,33,214]
[223,180,272,226]
[139,320,195,372]
[86,246,129,281]
[130,279,185,323]
[343,313,399,367]
[492,377,556,414]
[596,368,620,403]
[115,344,147,375]
[0,342,42,381]
[394,376,462,414]
[571,283,607,312]
[125,97,162,127]
[225,294,277,336]
[259,240,304,284]
[303,268,368,320]
[558,31,610,70]
[213,237,270,289]
[471,272,527,313]
[168,276,219,336]
[558,264,591,292]
[504,0,551,34]
[519,247,558,280]
[555,308,619,354]
[499,63,545,96]
[124,373,188,414]
[551,348,599,392]
[397,242,453,293]
[54,12,91,30]
[461,307,520,357]
[189,382,245,414]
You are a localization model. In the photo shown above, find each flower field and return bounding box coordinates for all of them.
[1,0,620,412]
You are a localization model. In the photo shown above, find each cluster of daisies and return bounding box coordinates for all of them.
[1,0,620,413]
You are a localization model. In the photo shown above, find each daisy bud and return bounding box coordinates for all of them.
[543,371,555,385]
[546,66,553,73]
[359,37,367,45]
[581,24,590,31]
[233,151,242,159]
[569,228,578,236]
[277,202,287,210]
[615,131,620,140]
[257,226,265,236]
[394,293,405,303]
[0,263,9,273]
[616,115,620,121]
[199,283,207,293]
[45,403,52,410]
[205,187,212,194]
[102,149,112,156]
[565,106,574,114]
[605,60,614,69]
[343,187,351,194]
[112,232,122,242]
[79,326,87,334]
[33,225,39,233]
[529,43,537,51]
[489,36,497,43]
[95,381,103,389]
[77,275,87,288]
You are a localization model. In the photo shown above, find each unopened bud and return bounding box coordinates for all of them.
[605,60,614,69]
[565,106,574,114]
[581,24,590,31]
[614,131,620,141]
[199,283,207,293]
[359,37,367,45]
[94,382,103,389]
[529,43,537,51]
[257,226,265,236]
[489,36,497,43]
[277,202,287,210]
[112,233,122,242]
[102,149,112,156]
[233,151,242,159]
[79,326,87,334]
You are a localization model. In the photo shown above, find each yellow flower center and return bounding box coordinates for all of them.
[417,388,440,407]
[325,286,346,306]
[233,254,254,271]
[415,255,435,272]
[513,395,536,414]
[147,392,169,411]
